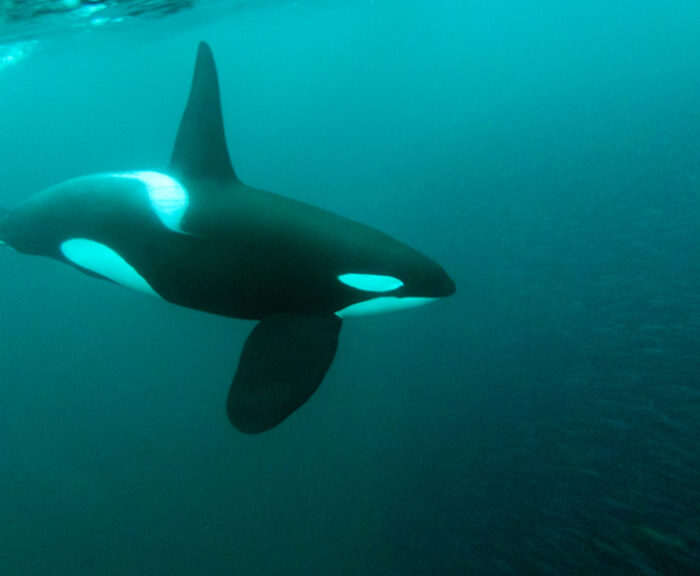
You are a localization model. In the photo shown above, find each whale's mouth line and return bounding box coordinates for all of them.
[335,296,438,318]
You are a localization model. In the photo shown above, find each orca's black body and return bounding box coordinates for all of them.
[0,43,455,433]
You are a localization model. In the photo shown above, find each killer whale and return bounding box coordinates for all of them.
[0,42,455,433]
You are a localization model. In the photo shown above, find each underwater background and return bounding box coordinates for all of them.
[0,0,698,574]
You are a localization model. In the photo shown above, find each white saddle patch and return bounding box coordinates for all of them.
[115,171,189,233]
[60,238,160,298]
[335,296,436,318]
[338,273,404,292]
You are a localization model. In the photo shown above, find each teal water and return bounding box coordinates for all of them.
[0,1,699,574]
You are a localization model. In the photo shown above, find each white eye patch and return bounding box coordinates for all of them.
[338,273,403,292]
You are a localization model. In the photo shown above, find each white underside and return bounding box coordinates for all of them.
[60,238,160,298]
[335,296,437,318]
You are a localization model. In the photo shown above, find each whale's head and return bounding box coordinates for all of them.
[333,254,456,318]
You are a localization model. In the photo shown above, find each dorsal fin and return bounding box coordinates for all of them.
[169,42,237,181]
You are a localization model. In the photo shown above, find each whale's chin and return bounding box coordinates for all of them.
[335,296,438,318]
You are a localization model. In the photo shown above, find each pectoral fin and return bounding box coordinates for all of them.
[227,314,342,434]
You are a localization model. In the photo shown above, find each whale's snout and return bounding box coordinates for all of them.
[419,260,456,298]
[439,271,456,297]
